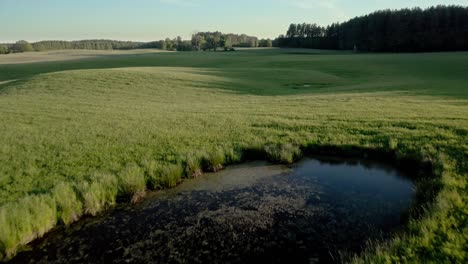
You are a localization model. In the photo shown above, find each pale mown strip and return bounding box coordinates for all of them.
[0,80,17,86]
[0,49,169,65]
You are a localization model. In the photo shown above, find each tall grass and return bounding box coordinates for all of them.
[264,143,302,164]
[0,195,56,260]
[201,147,226,172]
[183,153,203,178]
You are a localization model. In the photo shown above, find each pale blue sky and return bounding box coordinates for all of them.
[0,0,466,42]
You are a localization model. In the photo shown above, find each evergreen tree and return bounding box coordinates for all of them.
[276,5,468,52]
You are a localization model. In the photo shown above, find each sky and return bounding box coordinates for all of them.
[1,0,466,42]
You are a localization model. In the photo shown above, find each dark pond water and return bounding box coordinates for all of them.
[11,158,415,264]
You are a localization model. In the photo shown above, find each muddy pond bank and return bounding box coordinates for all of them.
[11,158,416,264]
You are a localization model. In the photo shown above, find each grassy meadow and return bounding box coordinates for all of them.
[0,49,467,262]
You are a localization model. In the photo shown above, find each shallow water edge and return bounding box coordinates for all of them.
[10,157,417,264]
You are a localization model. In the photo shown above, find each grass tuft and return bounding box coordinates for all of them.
[387,138,399,150]
[201,147,226,172]
[145,162,184,189]
[79,172,118,215]
[52,182,82,225]
[264,143,302,164]
[118,164,146,202]
[223,146,243,164]
[159,164,184,188]
[183,153,203,178]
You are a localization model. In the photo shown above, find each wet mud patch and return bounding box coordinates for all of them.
[11,158,415,264]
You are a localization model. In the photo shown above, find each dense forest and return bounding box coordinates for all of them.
[275,5,468,52]
[0,32,272,54]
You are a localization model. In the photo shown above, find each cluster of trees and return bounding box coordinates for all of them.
[275,23,340,50]
[276,5,468,52]
[191,32,270,51]
[258,38,273,47]
[225,33,259,47]
[191,32,230,51]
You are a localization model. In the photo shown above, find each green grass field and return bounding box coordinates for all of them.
[0,49,467,262]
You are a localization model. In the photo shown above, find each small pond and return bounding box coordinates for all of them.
[11,157,415,264]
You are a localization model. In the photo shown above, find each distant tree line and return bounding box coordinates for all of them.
[141,37,192,51]
[32,40,143,51]
[0,40,146,54]
[0,32,273,54]
[275,5,468,52]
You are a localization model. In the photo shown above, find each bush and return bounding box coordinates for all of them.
[0,44,10,54]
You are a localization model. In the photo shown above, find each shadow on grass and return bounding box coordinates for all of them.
[0,50,423,97]
[1,49,467,98]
